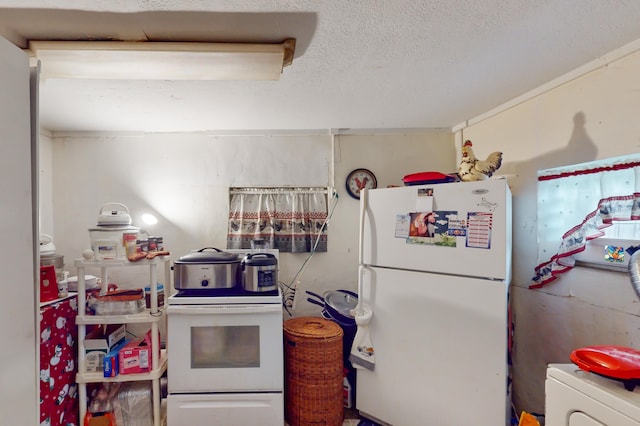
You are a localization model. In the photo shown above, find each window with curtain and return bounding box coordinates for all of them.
[531,154,640,288]
[227,187,329,253]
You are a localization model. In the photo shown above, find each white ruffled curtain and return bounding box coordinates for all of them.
[227,187,328,253]
[531,155,640,288]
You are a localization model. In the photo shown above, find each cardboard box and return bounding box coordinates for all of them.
[84,324,126,373]
[103,338,130,378]
[119,329,158,375]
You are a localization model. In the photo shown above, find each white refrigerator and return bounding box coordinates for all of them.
[355,179,512,426]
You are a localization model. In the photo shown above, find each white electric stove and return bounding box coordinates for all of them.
[167,287,284,425]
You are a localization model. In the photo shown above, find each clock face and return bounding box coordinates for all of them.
[346,168,377,199]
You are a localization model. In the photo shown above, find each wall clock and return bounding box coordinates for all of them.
[345,168,377,199]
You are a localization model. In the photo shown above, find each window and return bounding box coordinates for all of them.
[532,154,640,288]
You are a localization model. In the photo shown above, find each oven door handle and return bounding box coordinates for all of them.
[168,304,282,315]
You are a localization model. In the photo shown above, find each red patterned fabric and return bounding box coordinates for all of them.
[40,296,79,426]
[227,189,330,252]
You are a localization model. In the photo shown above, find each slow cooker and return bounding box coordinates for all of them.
[241,253,278,292]
[173,248,241,290]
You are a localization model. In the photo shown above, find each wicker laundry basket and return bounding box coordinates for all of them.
[284,317,344,426]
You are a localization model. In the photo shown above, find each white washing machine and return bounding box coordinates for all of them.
[546,363,640,425]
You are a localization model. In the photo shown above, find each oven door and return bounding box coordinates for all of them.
[167,303,283,393]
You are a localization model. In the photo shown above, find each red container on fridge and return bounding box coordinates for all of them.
[40,264,58,302]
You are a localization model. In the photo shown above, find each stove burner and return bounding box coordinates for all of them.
[169,287,283,306]
[174,288,279,298]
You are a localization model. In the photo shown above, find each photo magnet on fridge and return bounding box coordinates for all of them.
[407,211,458,247]
[395,214,411,238]
[466,212,493,249]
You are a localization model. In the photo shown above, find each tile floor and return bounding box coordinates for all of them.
[343,407,362,425]
[284,408,364,426]
[285,418,361,426]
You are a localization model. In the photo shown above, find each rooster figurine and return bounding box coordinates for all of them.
[457,140,503,182]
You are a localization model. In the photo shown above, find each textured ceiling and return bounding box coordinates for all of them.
[1,1,640,133]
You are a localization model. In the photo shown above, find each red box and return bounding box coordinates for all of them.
[118,329,158,374]
[40,265,59,303]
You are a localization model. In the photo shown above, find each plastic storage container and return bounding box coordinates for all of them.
[144,284,165,309]
[89,225,140,260]
[90,289,145,315]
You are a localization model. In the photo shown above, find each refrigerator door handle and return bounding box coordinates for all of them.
[352,265,372,324]
[352,265,365,316]
[353,186,370,320]
[358,188,367,265]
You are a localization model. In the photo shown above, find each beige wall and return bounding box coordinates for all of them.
[456,49,640,413]
[43,130,454,317]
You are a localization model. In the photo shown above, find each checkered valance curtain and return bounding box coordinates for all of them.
[227,187,328,253]
[531,155,640,288]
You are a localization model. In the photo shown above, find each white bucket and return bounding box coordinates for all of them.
[89,225,140,260]
[57,271,70,297]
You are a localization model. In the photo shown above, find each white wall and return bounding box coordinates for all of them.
[456,48,640,414]
[39,131,54,235]
[46,130,454,319]
[0,36,37,426]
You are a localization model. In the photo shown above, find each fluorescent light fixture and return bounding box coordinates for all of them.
[27,39,295,81]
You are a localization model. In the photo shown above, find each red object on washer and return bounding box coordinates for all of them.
[570,345,640,390]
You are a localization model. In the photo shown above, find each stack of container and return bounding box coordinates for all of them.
[88,203,139,260]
